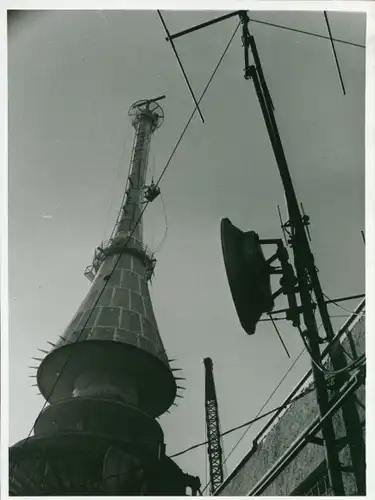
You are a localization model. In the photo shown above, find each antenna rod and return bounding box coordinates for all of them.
[167,11,365,48]
[323,11,346,95]
[167,11,366,494]
[166,11,241,41]
[158,11,205,123]
[268,314,291,358]
[239,12,365,494]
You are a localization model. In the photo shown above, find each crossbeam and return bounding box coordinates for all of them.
[166,11,241,41]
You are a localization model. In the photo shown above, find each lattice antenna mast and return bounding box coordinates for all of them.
[84,95,165,283]
[116,96,164,240]
[204,358,224,494]
[10,95,200,495]
[164,12,365,496]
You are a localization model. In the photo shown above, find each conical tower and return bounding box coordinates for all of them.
[9,96,200,496]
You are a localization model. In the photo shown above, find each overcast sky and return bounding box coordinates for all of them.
[8,9,365,487]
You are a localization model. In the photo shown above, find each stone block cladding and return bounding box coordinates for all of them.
[56,251,168,366]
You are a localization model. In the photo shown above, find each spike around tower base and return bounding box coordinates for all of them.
[10,96,200,495]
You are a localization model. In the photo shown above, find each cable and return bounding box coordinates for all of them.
[11,122,152,482]
[151,151,156,182]
[199,358,366,494]
[194,345,307,490]
[167,12,364,50]
[108,131,136,243]
[197,318,362,493]
[157,10,205,123]
[203,319,319,491]
[220,383,317,438]
[101,137,128,242]
[323,292,366,316]
[154,192,168,253]
[171,383,317,460]
[323,11,346,95]
[11,21,242,484]
[330,314,365,318]
[248,17,365,49]
[199,383,326,495]
[268,312,290,358]
[33,362,365,494]
[297,325,365,376]
[10,202,151,486]
[260,314,356,322]
[155,20,241,189]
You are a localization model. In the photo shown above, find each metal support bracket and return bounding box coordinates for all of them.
[258,238,301,326]
[305,435,324,446]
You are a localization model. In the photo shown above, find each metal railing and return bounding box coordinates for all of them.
[84,235,156,283]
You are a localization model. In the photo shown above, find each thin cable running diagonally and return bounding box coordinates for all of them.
[109,19,241,254]
[260,314,357,323]
[221,346,306,462]
[11,21,241,483]
[166,12,364,50]
[200,356,367,495]
[197,346,309,494]
[268,312,290,358]
[91,379,332,494]
[92,381,319,491]
[153,192,169,253]
[199,384,321,494]
[108,130,136,243]
[297,325,365,377]
[155,20,241,189]
[171,383,317,460]
[101,135,128,242]
[323,11,346,95]
[211,310,365,490]
[10,202,152,486]
[111,18,241,255]
[248,17,365,49]
[157,10,205,123]
[330,314,365,318]
[323,292,366,316]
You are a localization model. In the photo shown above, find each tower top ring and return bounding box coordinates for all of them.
[128,96,165,132]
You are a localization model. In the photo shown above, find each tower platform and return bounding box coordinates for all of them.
[10,96,198,496]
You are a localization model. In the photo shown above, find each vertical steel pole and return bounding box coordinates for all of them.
[239,12,346,494]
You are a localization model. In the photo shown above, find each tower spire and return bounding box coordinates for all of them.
[10,96,200,496]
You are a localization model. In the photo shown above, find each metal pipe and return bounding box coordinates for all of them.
[253,302,365,441]
[167,12,365,49]
[247,367,364,496]
[323,11,346,95]
[241,17,345,493]
[157,12,205,123]
[166,11,241,41]
[324,293,365,305]
[269,293,365,315]
[242,12,274,112]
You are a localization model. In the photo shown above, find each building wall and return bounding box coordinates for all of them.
[218,311,365,496]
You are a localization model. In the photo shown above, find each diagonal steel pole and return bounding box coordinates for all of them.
[240,11,365,493]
